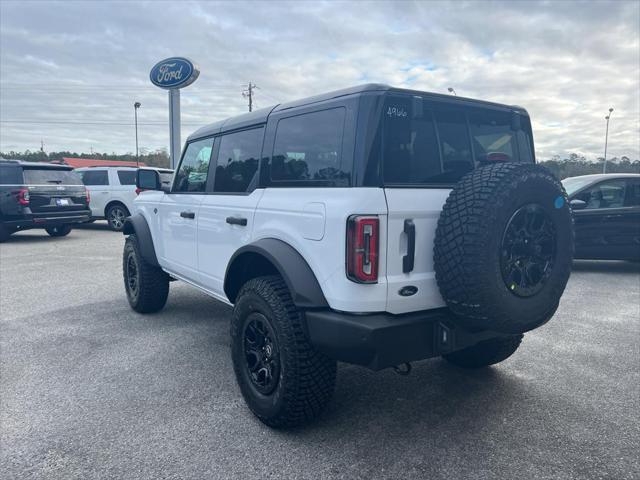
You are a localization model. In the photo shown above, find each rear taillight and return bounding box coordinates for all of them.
[85,188,90,204]
[17,188,30,206]
[135,187,143,195]
[346,215,379,283]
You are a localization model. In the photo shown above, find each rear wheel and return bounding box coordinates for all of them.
[231,275,337,428]
[443,335,523,368]
[106,204,129,231]
[123,235,169,313]
[0,224,13,242]
[45,225,72,237]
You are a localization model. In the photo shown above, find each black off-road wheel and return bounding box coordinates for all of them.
[434,163,574,334]
[231,275,337,428]
[123,235,169,313]
[443,335,523,368]
[45,225,72,237]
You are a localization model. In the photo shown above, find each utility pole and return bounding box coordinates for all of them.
[242,82,258,112]
[134,102,141,167]
[40,139,44,152]
[602,107,614,174]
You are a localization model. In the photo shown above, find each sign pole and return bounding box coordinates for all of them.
[169,89,181,169]
[149,57,199,170]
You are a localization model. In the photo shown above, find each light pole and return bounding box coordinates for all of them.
[603,107,614,173]
[448,87,457,96]
[134,102,141,167]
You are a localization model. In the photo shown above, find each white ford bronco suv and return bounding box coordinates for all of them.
[122,84,573,428]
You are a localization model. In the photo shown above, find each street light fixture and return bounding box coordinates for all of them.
[448,87,457,96]
[603,107,614,174]
[134,102,141,167]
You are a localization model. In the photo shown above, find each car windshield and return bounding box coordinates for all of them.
[23,168,83,185]
[562,177,595,196]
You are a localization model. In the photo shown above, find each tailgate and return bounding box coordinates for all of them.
[384,188,450,314]
[22,167,88,214]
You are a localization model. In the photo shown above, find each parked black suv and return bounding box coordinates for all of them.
[0,160,90,242]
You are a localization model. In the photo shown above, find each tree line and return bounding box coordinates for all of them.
[0,149,172,168]
[1,150,639,179]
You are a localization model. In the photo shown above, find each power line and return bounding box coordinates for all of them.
[0,120,204,126]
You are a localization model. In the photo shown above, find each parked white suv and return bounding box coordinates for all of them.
[76,166,173,230]
[121,85,574,428]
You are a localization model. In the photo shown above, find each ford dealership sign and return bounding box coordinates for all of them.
[149,57,200,89]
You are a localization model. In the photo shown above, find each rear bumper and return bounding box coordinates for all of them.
[3,210,91,228]
[304,308,503,370]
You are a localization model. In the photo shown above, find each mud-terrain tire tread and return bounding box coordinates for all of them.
[231,275,337,428]
[123,234,169,313]
[434,162,573,333]
[443,334,523,368]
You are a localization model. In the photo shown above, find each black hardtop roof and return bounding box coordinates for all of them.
[0,159,73,170]
[187,83,528,141]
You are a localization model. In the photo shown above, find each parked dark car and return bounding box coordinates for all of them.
[563,173,640,261]
[0,159,91,242]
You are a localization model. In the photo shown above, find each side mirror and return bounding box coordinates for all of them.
[136,169,162,192]
[570,199,587,210]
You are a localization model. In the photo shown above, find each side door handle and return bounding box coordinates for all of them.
[403,219,415,273]
[226,216,247,226]
[180,211,195,219]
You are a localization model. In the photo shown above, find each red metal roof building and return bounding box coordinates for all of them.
[56,158,146,168]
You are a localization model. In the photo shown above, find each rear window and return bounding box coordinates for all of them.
[117,170,137,185]
[381,95,533,186]
[270,108,348,186]
[0,165,23,185]
[23,168,83,185]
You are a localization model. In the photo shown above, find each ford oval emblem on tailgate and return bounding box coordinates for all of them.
[399,286,418,297]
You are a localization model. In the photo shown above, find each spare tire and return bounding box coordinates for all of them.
[434,163,573,334]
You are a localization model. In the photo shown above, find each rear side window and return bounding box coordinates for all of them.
[214,127,263,193]
[0,166,23,185]
[573,179,627,209]
[173,138,213,193]
[626,179,640,207]
[117,170,137,185]
[80,170,109,186]
[24,168,83,185]
[271,108,347,185]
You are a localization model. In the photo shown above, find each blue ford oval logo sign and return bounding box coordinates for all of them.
[149,57,200,89]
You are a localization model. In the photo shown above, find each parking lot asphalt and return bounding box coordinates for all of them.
[1,224,639,480]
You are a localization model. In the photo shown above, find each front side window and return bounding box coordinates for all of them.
[625,179,640,207]
[271,108,347,185]
[117,170,137,185]
[173,138,213,193]
[573,179,627,209]
[214,127,263,193]
[80,170,109,186]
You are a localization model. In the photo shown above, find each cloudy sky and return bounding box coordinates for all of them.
[1,0,638,160]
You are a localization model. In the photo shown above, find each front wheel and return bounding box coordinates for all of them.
[123,235,169,313]
[231,275,337,428]
[45,225,72,237]
[442,335,523,368]
[107,204,129,231]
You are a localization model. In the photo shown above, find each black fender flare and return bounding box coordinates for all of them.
[122,213,160,267]
[224,238,329,309]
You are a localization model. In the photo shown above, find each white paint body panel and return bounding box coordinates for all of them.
[134,186,449,315]
[383,188,451,314]
[252,188,388,312]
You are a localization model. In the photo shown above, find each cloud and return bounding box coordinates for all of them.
[0,0,638,160]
